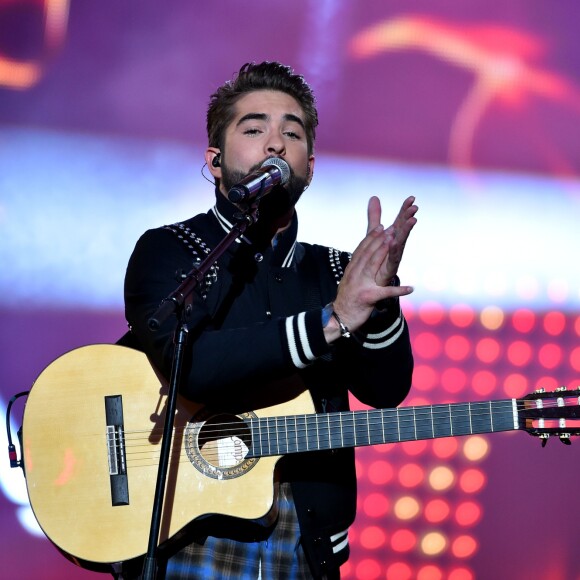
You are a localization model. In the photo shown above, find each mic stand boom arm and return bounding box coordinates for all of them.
[141,203,259,580]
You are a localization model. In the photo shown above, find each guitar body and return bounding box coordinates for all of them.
[22,344,314,566]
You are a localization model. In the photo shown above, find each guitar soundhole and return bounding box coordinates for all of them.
[184,410,258,480]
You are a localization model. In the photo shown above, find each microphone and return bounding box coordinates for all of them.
[228,158,290,203]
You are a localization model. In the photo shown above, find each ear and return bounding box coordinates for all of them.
[306,154,315,185]
[205,147,222,180]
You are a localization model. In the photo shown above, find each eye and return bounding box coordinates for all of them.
[284,130,301,140]
[243,128,262,136]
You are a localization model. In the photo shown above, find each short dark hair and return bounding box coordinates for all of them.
[207,61,318,154]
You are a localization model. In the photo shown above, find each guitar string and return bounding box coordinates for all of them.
[115,399,580,468]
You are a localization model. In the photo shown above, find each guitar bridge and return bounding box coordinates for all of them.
[105,395,129,506]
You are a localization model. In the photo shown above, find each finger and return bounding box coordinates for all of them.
[367,196,382,234]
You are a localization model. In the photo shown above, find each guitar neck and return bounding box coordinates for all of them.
[248,399,519,457]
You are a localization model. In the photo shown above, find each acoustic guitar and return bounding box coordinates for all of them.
[21,344,580,569]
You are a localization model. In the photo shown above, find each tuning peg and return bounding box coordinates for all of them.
[559,433,572,445]
[555,386,567,392]
[540,433,549,447]
[534,388,546,394]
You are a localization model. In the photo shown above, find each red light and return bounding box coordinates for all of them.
[507,340,532,366]
[367,460,394,485]
[363,492,390,517]
[538,343,563,369]
[511,308,535,333]
[419,301,446,325]
[445,335,472,360]
[391,528,417,552]
[418,565,443,580]
[401,440,428,456]
[452,535,478,558]
[449,567,475,580]
[414,332,443,359]
[455,501,482,526]
[504,373,528,397]
[475,338,501,363]
[570,347,580,372]
[425,498,451,523]
[449,304,475,328]
[459,468,486,493]
[386,562,413,580]
[471,370,497,396]
[413,364,439,391]
[355,558,382,579]
[442,367,467,393]
[432,438,459,459]
[398,463,425,487]
[543,311,566,335]
[360,526,387,549]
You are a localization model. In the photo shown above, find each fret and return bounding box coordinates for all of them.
[450,403,472,437]
[415,406,435,440]
[341,412,356,447]
[316,414,331,450]
[296,414,307,452]
[433,405,452,438]
[249,398,519,457]
[396,407,416,442]
[286,414,298,454]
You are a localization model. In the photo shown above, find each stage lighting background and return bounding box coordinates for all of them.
[1,1,579,579]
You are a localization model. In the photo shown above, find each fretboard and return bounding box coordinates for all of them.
[248,399,519,458]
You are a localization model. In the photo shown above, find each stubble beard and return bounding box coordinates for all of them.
[220,157,310,223]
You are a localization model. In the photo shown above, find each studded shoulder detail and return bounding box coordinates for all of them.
[328,247,352,285]
[163,223,219,300]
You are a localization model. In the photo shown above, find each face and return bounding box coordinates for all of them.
[207,90,315,222]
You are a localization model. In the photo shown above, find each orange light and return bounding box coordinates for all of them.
[394,496,421,520]
[480,306,504,330]
[429,465,455,491]
[462,435,489,461]
[421,531,448,556]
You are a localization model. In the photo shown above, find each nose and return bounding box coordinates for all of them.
[265,132,285,156]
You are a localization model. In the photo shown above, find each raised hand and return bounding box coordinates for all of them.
[328,196,418,339]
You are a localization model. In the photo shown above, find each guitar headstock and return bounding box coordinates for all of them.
[519,386,580,446]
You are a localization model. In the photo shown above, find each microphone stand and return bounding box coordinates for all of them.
[141,201,260,580]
